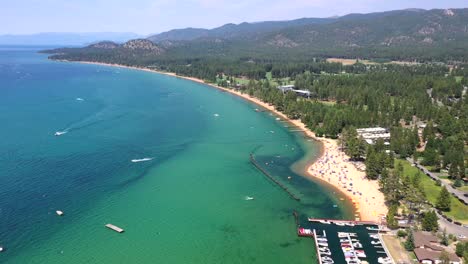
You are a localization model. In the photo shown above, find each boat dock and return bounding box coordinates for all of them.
[105,224,124,233]
[295,217,394,264]
[308,218,378,226]
[249,153,300,201]
[313,229,323,264]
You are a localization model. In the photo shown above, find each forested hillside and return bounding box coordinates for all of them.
[145,8,468,61]
[46,8,468,62]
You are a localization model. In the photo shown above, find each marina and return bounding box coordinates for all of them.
[295,216,394,264]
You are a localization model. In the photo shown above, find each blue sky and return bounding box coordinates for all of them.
[2,0,467,35]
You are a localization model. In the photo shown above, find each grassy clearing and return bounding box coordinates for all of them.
[395,159,468,223]
[318,100,337,106]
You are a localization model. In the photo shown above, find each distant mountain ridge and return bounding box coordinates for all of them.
[147,8,449,43]
[0,32,141,46]
[46,8,468,62]
[148,17,338,42]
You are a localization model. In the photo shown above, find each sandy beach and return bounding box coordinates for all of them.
[69,60,387,222]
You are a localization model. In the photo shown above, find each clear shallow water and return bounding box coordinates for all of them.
[0,47,352,263]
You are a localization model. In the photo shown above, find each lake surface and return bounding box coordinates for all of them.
[0,46,352,263]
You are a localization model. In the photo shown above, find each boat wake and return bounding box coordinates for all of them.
[244,196,254,201]
[63,109,126,133]
[131,157,153,163]
[76,98,84,101]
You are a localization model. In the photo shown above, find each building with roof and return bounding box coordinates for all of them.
[412,232,460,264]
[277,85,311,98]
[277,85,295,93]
[293,89,311,98]
[414,248,460,264]
[356,127,390,145]
[414,232,444,251]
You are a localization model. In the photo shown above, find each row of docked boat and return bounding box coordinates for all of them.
[309,218,356,227]
[338,232,367,264]
[368,233,393,264]
[315,230,334,264]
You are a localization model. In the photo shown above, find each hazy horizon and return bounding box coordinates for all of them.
[2,0,467,35]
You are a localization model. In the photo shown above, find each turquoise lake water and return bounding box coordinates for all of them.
[0,46,353,263]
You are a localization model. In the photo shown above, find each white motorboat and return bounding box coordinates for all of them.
[131,157,153,163]
[54,131,67,136]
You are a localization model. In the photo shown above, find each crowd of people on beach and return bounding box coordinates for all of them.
[309,139,386,222]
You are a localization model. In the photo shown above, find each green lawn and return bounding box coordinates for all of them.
[233,77,250,85]
[395,159,468,223]
[455,76,463,83]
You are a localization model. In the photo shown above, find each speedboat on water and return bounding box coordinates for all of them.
[378,257,392,264]
[131,157,153,163]
[54,131,67,136]
[245,196,254,200]
[353,242,363,248]
[356,250,366,258]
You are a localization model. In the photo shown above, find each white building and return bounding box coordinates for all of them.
[356,127,390,145]
[277,85,311,98]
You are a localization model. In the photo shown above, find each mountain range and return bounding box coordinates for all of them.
[0,32,141,46]
[46,8,468,62]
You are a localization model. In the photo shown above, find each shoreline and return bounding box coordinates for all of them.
[63,60,387,222]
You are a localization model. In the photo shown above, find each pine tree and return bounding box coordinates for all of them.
[386,206,399,229]
[404,229,415,251]
[422,210,439,231]
[441,228,449,246]
[455,241,468,257]
[436,186,451,211]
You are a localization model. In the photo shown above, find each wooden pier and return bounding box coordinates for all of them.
[105,224,124,233]
[307,217,378,225]
[313,229,323,264]
[249,153,300,201]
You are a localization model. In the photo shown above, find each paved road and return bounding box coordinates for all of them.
[404,158,468,235]
[436,211,468,237]
[405,158,468,204]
